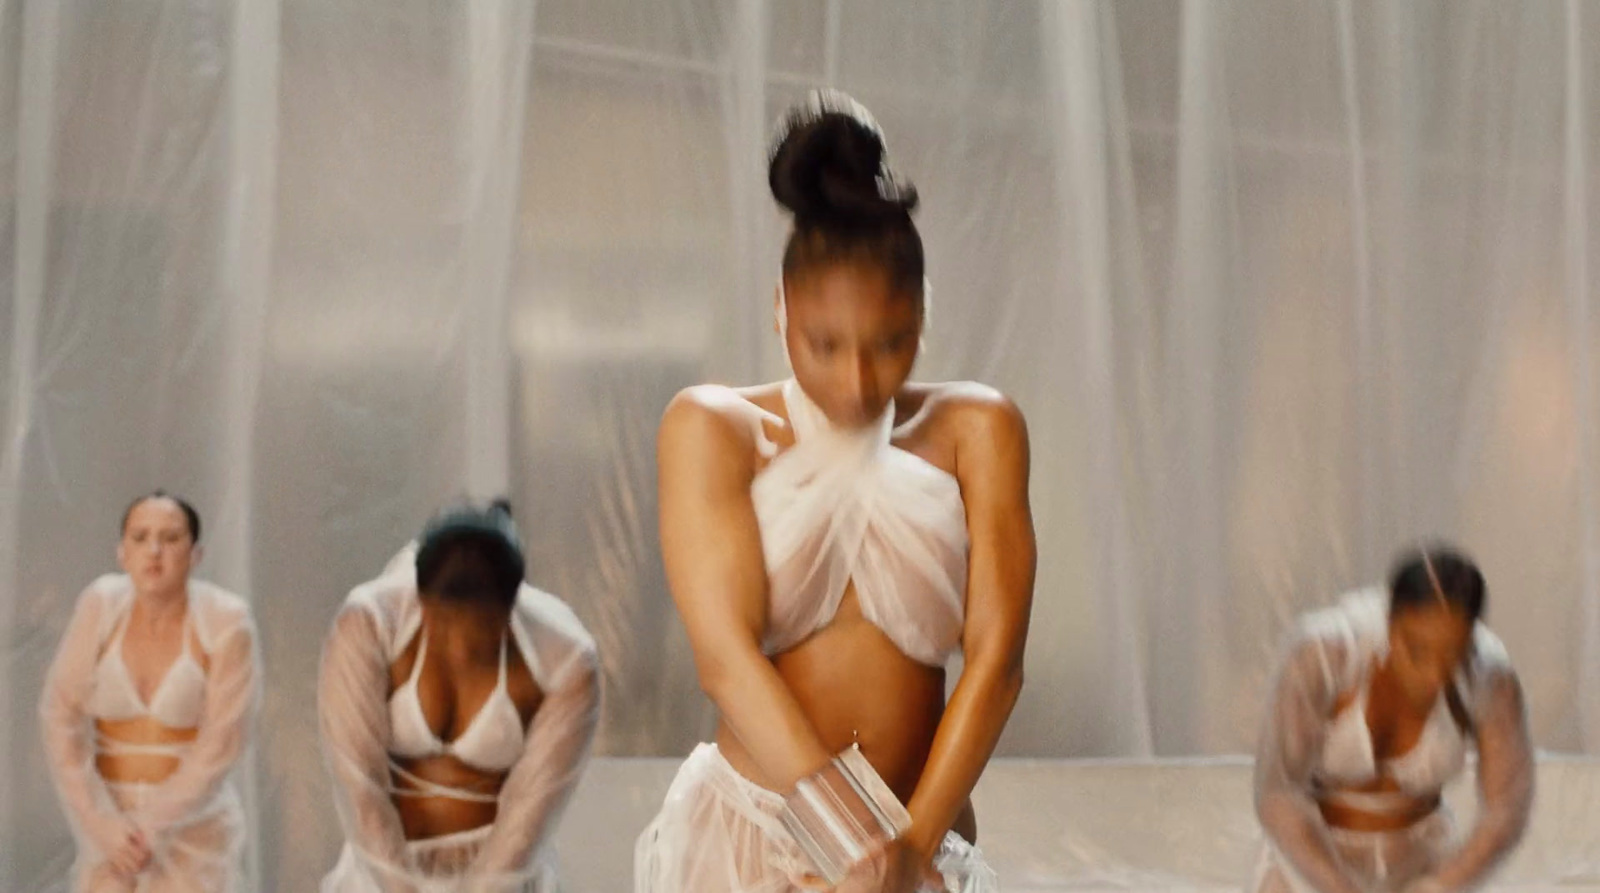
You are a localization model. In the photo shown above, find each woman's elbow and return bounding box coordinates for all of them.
[988,665,1024,713]
[693,656,737,704]
[1254,789,1300,832]
[966,648,1024,707]
[692,641,763,706]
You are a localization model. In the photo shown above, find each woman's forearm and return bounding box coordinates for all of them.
[697,637,833,791]
[903,659,1022,856]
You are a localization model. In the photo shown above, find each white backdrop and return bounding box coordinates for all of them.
[2,1,1598,889]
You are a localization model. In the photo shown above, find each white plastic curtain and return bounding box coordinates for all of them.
[2,1,1597,889]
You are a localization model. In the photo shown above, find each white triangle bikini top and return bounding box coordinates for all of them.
[1308,590,1478,800]
[86,603,207,729]
[1317,672,1469,796]
[751,378,969,667]
[386,626,527,774]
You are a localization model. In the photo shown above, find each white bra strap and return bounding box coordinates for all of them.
[496,631,509,688]
[388,762,501,804]
[408,626,430,686]
[180,603,201,661]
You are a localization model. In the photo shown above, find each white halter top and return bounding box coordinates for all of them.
[752,379,969,666]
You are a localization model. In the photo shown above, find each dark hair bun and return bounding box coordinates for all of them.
[416,500,526,600]
[769,89,918,224]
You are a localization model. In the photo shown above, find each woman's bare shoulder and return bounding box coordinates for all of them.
[901,381,1027,460]
[660,381,789,457]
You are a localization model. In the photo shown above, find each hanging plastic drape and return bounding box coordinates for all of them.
[3,2,1598,889]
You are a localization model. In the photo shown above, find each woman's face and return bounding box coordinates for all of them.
[1387,604,1474,706]
[117,498,198,594]
[779,263,922,428]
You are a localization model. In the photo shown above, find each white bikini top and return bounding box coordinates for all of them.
[86,604,207,728]
[387,627,526,774]
[342,545,595,783]
[1317,670,1468,797]
[1301,589,1502,802]
[752,378,969,667]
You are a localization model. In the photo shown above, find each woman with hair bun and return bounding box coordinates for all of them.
[636,89,1035,893]
[40,491,259,891]
[1252,545,1535,893]
[319,500,600,892]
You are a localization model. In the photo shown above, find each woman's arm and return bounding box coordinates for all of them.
[1409,666,1534,893]
[134,604,259,837]
[318,603,415,893]
[902,391,1034,860]
[1254,632,1365,893]
[467,634,601,877]
[657,387,834,790]
[39,583,137,854]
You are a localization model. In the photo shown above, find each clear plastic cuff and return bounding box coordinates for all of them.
[778,745,913,884]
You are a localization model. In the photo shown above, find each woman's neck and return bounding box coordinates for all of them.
[419,596,512,659]
[1368,658,1435,717]
[132,582,189,623]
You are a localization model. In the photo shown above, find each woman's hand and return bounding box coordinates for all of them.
[89,814,149,877]
[100,821,151,879]
[111,826,152,878]
[830,839,939,893]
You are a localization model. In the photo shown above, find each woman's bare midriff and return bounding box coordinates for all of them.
[1317,781,1441,833]
[94,716,196,784]
[392,756,508,840]
[384,618,545,842]
[716,586,978,843]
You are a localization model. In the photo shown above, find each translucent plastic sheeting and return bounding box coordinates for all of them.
[3,1,1599,890]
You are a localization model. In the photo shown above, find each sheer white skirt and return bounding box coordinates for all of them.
[322,823,557,893]
[1253,808,1456,893]
[72,780,245,893]
[635,743,997,893]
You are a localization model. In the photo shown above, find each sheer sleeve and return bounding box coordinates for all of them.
[134,594,259,838]
[1415,661,1534,893]
[39,579,132,857]
[468,640,599,883]
[1253,628,1366,893]
[467,588,601,884]
[318,598,414,893]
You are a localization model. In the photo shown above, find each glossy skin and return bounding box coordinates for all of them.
[658,263,1036,891]
[1319,604,1475,833]
[384,545,544,840]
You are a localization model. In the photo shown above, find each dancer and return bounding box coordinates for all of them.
[319,500,600,892]
[636,89,1035,892]
[1253,545,1534,893]
[40,491,260,891]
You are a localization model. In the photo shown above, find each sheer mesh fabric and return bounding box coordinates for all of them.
[40,575,260,892]
[755,379,967,667]
[635,745,996,893]
[318,547,600,893]
[1252,590,1534,893]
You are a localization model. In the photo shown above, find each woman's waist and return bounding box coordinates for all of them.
[721,646,944,799]
[94,719,199,783]
[389,756,506,841]
[394,794,499,842]
[1315,783,1443,832]
[390,754,506,799]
